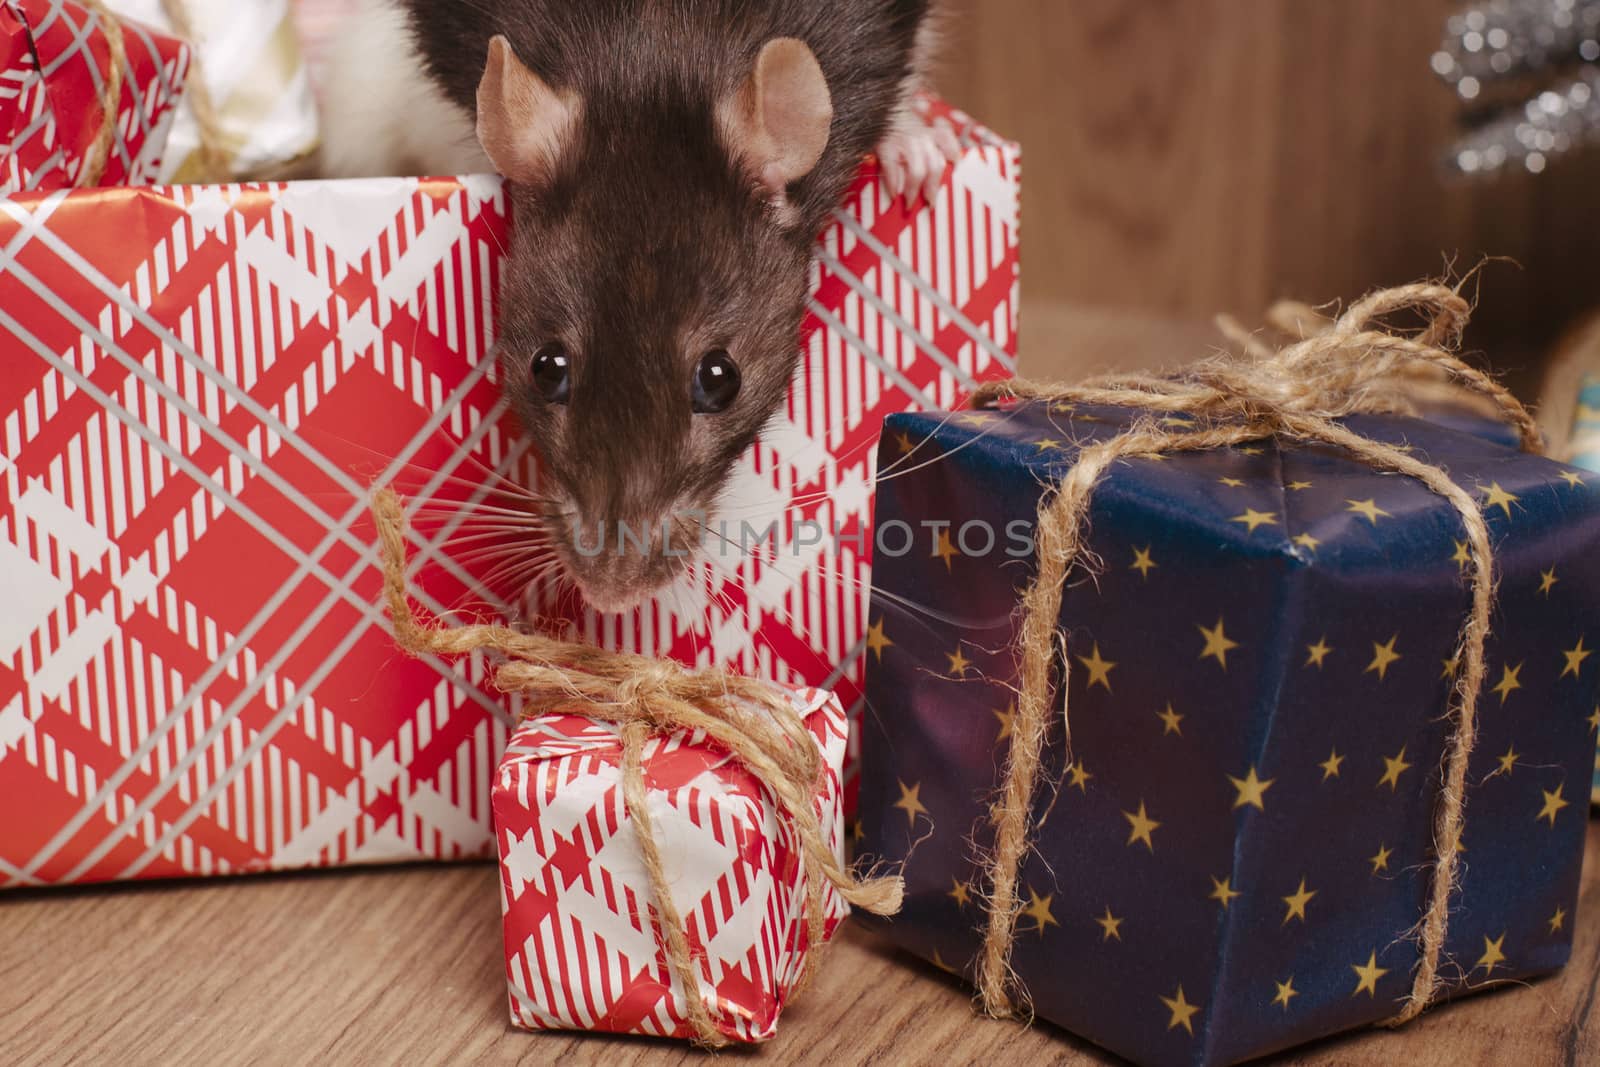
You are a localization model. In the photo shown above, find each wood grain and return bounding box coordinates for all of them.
[1,819,1595,1065]
[938,0,1600,355]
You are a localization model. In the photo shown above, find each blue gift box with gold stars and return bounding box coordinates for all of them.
[855,400,1600,1067]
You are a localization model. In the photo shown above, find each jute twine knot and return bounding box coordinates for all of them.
[968,282,1539,1028]
[76,0,227,187]
[372,489,903,1048]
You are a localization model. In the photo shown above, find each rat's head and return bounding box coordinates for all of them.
[474,36,833,613]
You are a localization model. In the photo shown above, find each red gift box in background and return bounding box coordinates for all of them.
[495,685,849,1043]
[0,102,1018,887]
[1,0,190,193]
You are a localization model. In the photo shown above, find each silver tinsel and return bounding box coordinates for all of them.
[1433,0,1600,175]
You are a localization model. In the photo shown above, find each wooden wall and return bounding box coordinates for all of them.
[937,0,1600,368]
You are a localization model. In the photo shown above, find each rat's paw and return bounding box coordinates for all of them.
[876,113,962,206]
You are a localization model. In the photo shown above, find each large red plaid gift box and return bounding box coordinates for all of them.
[496,685,848,1043]
[2,0,191,193]
[0,102,1019,887]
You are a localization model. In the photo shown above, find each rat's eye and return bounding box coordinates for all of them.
[531,343,571,404]
[691,350,741,414]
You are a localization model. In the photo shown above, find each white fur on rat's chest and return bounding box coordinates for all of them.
[318,0,491,177]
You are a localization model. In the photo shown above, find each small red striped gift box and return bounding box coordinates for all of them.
[2,0,191,194]
[0,99,1017,887]
[494,685,848,1043]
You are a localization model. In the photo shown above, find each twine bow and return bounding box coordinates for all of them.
[372,489,903,1048]
[968,283,1540,1026]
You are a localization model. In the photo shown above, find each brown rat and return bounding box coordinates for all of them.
[322,1,955,612]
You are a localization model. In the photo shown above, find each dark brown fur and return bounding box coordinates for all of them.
[399,0,932,607]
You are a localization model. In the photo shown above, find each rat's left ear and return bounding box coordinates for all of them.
[719,38,833,205]
[476,35,580,186]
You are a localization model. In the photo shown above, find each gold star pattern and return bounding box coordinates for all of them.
[1198,618,1239,669]
[1157,703,1184,736]
[1368,843,1393,874]
[1379,746,1413,790]
[1351,951,1389,997]
[1305,637,1333,668]
[1123,801,1161,851]
[1493,663,1523,704]
[1238,446,1264,456]
[1366,635,1402,680]
[1230,508,1279,533]
[1538,786,1570,827]
[946,646,973,677]
[1218,476,1245,488]
[865,618,893,662]
[1287,480,1314,491]
[1067,761,1093,792]
[1494,745,1520,776]
[993,701,1015,741]
[1539,567,1559,595]
[894,780,928,825]
[1022,889,1058,934]
[1130,545,1158,578]
[1346,498,1391,524]
[1476,933,1507,976]
[894,431,917,455]
[1561,470,1586,488]
[1480,481,1520,519]
[948,878,972,908]
[955,413,990,427]
[1550,907,1567,933]
[1452,540,1472,570]
[1160,986,1200,1036]
[1320,749,1345,780]
[1561,637,1591,679]
[933,529,961,570]
[1032,437,1065,452]
[1077,643,1117,690]
[1440,655,1460,680]
[1281,877,1317,924]
[1161,415,1193,427]
[1209,876,1242,909]
[1229,766,1275,811]
[1590,707,1600,734]
[1094,905,1123,941]
[849,819,865,844]
[1292,532,1321,552]
[1272,977,1299,1010]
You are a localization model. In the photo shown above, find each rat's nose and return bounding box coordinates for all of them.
[561,509,693,614]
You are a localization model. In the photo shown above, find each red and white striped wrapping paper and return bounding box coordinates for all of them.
[1,0,191,194]
[0,100,1018,887]
[496,685,847,1043]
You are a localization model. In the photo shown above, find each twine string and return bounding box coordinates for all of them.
[77,0,124,187]
[157,0,229,181]
[75,0,228,187]
[969,282,1531,1026]
[373,489,902,1047]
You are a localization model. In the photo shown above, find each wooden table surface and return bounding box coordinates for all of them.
[3,820,1596,1066]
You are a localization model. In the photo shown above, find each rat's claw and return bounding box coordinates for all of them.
[883,145,907,199]
[919,136,946,204]
[932,118,963,164]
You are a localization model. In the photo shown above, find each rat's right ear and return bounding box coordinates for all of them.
[719,38,833,208]
[476,35,579,186]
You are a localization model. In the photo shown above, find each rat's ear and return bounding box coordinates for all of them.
[719,38,833,201]
[476,35,579,185]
